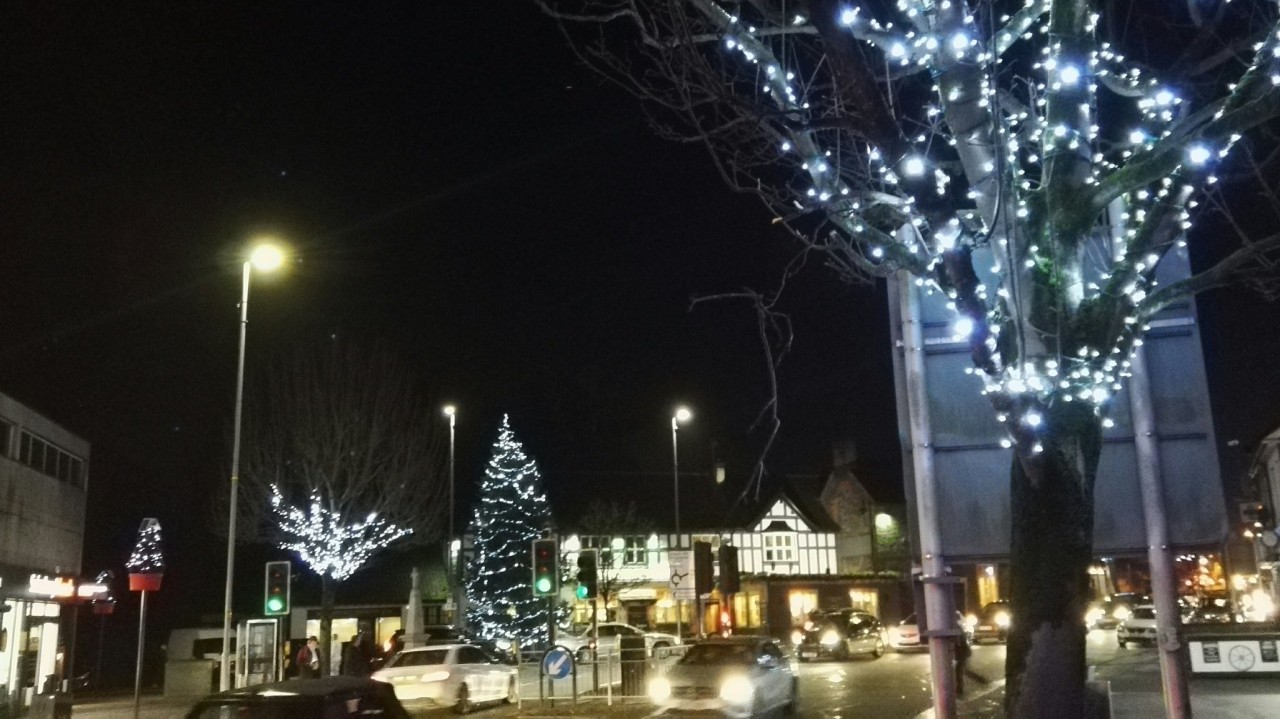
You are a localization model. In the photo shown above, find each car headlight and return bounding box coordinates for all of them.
[420,670,451,683]
[820,630,840,647]
[1113,606,1131,621]
[495,638,512,650]
[720,675,753,703]
[995,612,1011,628]
[791,630,804,645]
[888,627,901,644]
[648,677,671,702]
[1085,608,1103,625]
[964,614,978,630]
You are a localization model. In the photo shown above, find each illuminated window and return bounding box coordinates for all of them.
[788,590,817,625]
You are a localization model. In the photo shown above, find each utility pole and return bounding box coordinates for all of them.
[894,269,958,719]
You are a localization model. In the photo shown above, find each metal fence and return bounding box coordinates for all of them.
[520,641,688,706]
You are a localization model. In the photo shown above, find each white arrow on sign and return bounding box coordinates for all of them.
[668,550,694,600]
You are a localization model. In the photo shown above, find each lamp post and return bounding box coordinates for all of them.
[443,404,458,626]
[671,406,690,639]
[219,242,284,692]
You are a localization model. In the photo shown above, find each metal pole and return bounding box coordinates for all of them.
[591,598,599,692]
[896,270,957,719]
[220,261,252,692]
[96,612,107,690]
[447,409,458,628]
[133,590,148,719]
[66,600,80,693]
[1129,344,1192,719]
[672,417,682,643]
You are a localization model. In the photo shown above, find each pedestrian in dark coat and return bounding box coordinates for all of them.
[343,630,374,677]
[296,636,321,678]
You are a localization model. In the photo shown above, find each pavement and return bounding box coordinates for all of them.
[918,679,1280,719]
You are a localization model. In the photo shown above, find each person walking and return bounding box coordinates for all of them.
[343,630,374,677]
[296,636,321,678]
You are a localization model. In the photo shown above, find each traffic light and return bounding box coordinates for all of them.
[532,538,558,597]
[694,541,714,595]
[264,561,291,616]
[718,544,740,594]
[576,548,598,600]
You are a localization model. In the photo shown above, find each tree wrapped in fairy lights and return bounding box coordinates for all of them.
[538,1,1280,714]
[237,337,445,675]
[465,415,555,646]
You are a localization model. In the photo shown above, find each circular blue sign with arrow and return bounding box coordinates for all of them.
[542,647,573,679]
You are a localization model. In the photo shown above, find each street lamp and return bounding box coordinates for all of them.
[220,240,285,692]
[443,405,458,625]
[671,407,691,541]
[671,406,691,639]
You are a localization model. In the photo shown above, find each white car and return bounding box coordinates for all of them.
[371,643,517,712]
[557,622,680,661]
[888,612,972,652]
[648,637,795,719]
[1117,605,1158,647]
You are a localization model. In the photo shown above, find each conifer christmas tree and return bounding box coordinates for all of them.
[465,415,553,646]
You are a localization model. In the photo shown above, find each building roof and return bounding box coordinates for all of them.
[548,470,839,534]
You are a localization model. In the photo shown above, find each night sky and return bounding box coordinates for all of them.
[3,0,1280,684]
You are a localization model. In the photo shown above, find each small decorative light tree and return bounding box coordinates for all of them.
[126,518,164,592]
[126,518,163,717]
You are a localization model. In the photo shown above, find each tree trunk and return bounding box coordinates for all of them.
[319,573,335,677]
[1005,402,1101,719]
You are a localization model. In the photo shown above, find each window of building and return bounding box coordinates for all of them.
[16,430,85,487]
[623,536,646,565]
[764,533,796,563]
[788,590,817,626]
[0,419,11,458]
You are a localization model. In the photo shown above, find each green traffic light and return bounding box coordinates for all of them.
[575,583,588,599]
[266,597,284,613]
[535,577,553,593]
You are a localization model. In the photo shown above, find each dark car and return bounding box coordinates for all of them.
[1085,593,1150,629]
[186,676,411,719]
[972,601,1011,644]
[795,610,887,661]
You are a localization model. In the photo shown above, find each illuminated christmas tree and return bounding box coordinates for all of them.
[465,415,554,646]
[269,486,412,582]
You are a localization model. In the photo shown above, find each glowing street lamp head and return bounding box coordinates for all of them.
[249,243,285,272]
[443,404,457,417]
[674,407,692,423]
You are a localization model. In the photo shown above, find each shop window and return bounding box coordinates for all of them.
[848,589,879,618]
[788,590,817,625]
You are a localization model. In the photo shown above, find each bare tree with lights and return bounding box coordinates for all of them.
[238,338,445,675]
[537,0,1280,714]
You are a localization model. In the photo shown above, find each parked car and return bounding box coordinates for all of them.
[1117,605,1158,647]
[371,643,518,712]
[557,621,680,661]
[972,601,1011,644]
[888,612,972,652]
[795,610,887,661]
[1085,593,1150,629]
[647,636,796,719]
[186,676,411,719]
[421,624,518,663]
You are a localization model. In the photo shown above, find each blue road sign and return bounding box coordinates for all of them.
[542,647,572,679]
